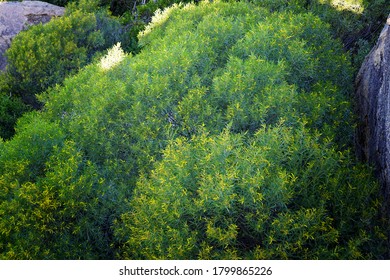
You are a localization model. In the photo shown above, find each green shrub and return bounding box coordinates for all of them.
[43,0,178,16]
[0,140,112,259]
[0,112,65,185]
[114,126,385,259]
[5,1,127,107]
[111,2,384,258]
[0,1,387,259]
[0,93,30,140]
[0,112,127,259]
[252,0,390,69]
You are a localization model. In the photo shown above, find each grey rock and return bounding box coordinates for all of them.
[355,14,390,202]
[0,1,65,70]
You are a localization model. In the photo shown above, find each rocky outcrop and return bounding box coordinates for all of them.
[355,14,390,202]
[0,1,65,70]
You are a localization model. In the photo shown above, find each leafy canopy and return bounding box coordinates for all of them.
[0,1,387,259]
[4,0,127,107]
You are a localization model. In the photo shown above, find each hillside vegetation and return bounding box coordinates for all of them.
[0,0,389,259]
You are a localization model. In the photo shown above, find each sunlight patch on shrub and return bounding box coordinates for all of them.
[324,0,364,14]
[139,4,181,41]
[99,43,125,70]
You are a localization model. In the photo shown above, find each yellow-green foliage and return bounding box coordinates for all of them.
[4,2,125,107]
[116,126,383,259]
[0,1,387,259]
[252,0,390,67]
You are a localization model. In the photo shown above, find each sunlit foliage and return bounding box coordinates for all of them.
[4,0,127,107]
[0,1,387,259]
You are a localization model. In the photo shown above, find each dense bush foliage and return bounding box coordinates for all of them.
[252,0,390,67]
[4,0,128,107]
[0,93,30,140]
[41,0,191,16]
[0,1,388,259]
[5,0,388,109]
[115,127,384,259]
[0,124,118,258]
